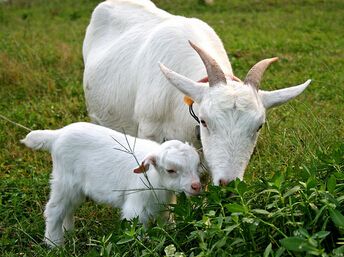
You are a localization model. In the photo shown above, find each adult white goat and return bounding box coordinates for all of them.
[21,122,201,247]
[83,0,311,185]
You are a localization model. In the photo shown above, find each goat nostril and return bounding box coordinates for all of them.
[219,179,229,186]
[191,182,201,192]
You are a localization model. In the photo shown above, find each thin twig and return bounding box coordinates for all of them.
[110,130,161,203]
[122,128,132,152]
[113,147,131,154]
[120,129,140,165]
[111,188,176,193]
[0,114,32,132]
[139,177,150,189]
[119,129,160,201]
[110,135,130,152]
[132,136,137,153]
[117,188,180,197]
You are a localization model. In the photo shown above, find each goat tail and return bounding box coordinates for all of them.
[20,130,59,151]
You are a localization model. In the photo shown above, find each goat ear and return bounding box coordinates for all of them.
[259,79,311,109]
[133,154,156,174]
[159,63,206,103]
[133,162,149,173]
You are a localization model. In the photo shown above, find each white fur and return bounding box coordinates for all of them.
[83,0,311,185]
[21,122,201,247]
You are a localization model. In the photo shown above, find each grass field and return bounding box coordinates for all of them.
[0,0,343,256]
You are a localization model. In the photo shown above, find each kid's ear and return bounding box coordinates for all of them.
[133,162,149,173]
[133,154,156,174]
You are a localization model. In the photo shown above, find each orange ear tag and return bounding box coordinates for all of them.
[184,96,194,106]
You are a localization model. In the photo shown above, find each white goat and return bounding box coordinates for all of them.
[83,0,311,185]
[21,122,201,247]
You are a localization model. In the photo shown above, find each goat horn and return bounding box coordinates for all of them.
[189,41,227,87]
[244,57,278,90]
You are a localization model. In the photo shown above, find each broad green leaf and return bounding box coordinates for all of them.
[105,243,113,255]
[212,236,227,249]
[283,186,301,198]
[312,231,330,239]
[226,203,246,213]
[275,247,285,257]
[338,195,344,203]
[263,243,272,257]
[224,224,240,234]
[308,237,318,247]
[296,228,309,238]
[261,189,281,194]
[236,180,248,196]
[280,237,317,252]
[252,209,270,215]
[333,245,344,255]
[327,175,336,193]
[230,238,244,247]
[116,237,134,245]
[329,208,344,228]
[334,172,344,180]
[280,237,305,251]
[207,210,216,217]
[231,214,239,223]
[273,174,285,189]
[306,178,317,190]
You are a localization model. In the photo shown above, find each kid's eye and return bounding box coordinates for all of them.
[166,169,176,174]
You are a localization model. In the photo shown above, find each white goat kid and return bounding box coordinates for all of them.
[83,0,311,186]
[21,122,201,247]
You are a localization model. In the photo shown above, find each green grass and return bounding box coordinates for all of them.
[0,0,343,256]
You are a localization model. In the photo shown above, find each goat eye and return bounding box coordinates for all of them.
[257,124,263,132]
[166,169,176,174]
[200,119,207,127]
